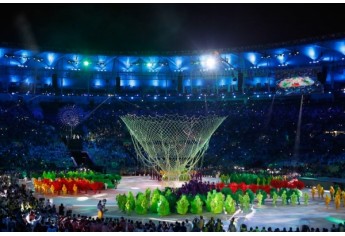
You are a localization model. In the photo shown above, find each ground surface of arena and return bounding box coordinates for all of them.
[30,176,345,231]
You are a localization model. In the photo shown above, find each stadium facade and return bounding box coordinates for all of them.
[0,34,345,97]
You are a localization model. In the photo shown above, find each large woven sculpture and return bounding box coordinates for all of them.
[121,114,226,181]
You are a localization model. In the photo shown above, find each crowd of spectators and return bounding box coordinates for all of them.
[0,171,60,232]
[55,215,345,232]
[73,96,345,178]
[0,101,73,173]
[1,93,345,178]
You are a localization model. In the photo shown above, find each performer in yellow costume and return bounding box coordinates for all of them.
[320,187,325,199]
[41,183,49,194]
[335,187,341,198]
[317,184,321,198]
[62,184,67,195]
[50,185,55,195]
[97,200,104,219]
[335,194,341,210]
[330,186,335,201]
[73,184,78,195]
[325,194,330,209]
[311,187,316,200]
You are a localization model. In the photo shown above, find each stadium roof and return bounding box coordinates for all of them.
[1,4,345,54]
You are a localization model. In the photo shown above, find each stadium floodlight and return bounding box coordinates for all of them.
[206,57,216,69]
[121,114,226,181]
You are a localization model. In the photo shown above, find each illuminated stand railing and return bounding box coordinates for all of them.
[4,38,345,96]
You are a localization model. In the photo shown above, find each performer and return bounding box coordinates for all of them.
[291,192,297,206]
[50,185,55,195]
[102,199,107,212]
[325,194,330,209]
[335,194,341,210]
[97,200,103,219]
[73,184,78,195]
[262,178,266,186]
[62,184,67,195]
[317,184,321,198]
[281,191,287,206]
[311,187,316,200]
[336,187,342,198]
[243,193,250,211]
[320,187,325,199]
[330,186,335,201]
[256,192,263,207]
[303,192,309,205]
[272,192,278,207]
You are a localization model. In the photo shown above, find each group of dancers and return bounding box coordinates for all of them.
[150,170,203,182]
[311,184,345,209]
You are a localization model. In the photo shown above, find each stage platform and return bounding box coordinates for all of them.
[31,176,345,231]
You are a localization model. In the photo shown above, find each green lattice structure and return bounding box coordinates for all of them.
[121,114,226,181]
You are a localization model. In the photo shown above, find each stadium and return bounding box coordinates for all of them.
[1,3,345,233]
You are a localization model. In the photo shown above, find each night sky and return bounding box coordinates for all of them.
[1,3,345,53]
